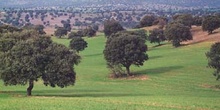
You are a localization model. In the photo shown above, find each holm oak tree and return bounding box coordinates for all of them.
[0,30,80,96]
[104,32,148,76]
[206,42,220,80]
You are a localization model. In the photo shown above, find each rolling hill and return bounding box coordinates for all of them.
[0,0,220,8]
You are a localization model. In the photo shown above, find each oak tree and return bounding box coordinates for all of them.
[164,22,192,47]
[149,28,166,46]
[0,30,80,96]
[104,31,148,76]
[69,37,88,52]
[202,15,220,34]
[104,19,124,37]
[206,42,220,80]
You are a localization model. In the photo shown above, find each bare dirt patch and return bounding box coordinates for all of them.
[183,26,220,45]
[142,25,159,31]
[200,84,220,91]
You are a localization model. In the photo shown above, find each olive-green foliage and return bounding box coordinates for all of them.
[0,29,81,95]
[127,29,147,40]
[23,24,46,35]
[104,31,148,76]
[0,25,22,33]
[54,27,68,38]
[206,42,220,80]
[192,16,203,26]
[148,28,166,45]
[103,19,124,37]
[69,37,88,52]
[83,26,96,37]
[173,14,193,28]
[33,25,46,35]
[202,15,220,34]
[140,15,156,27]
[68,31,85,39]
[164,22,192,47]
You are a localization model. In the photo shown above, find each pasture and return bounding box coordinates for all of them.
[0,33,219,110]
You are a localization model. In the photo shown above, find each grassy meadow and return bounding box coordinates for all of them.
[0,33,220,110]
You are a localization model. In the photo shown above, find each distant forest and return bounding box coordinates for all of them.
[0,0,220,8]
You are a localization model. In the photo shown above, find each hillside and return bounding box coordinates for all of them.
[143,25,220,45]
[0,0,220,8]
[0,32,220,109]
[184,26,220,44]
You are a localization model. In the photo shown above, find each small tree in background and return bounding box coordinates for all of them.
[104,31,148,76]
[148,28,166,46]
[68,31,79,39]
[202,15,220,34]
[206,42,220,80]
[91,24,99,31]
[54,27,68,38]
[34,25,46,35]
[83,26,96,37]
[104,19,124,37]
[140,15,156,27]
[192,16,203,26]
[164,22,192,47]
[173,14,193,28]
[69,37,88,52]
[68,30,85,39]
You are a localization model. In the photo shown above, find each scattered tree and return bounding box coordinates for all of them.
[173,14,193,28]
[202,15,220,34]
[140,15,156,27]
[148,28,166,46]
[83,26,96,37]
[206,42,220,80]
[104,31,148,76]
[54,27,68,38]
[68,31,81,39]
[69,37,88,52]
[34,25,46,35]
[0,30,81,96]
[192,16,203,26]
[104,19,124,37]
[164,22,192,47]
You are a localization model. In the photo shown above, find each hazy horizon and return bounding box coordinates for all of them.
[0,0,220,8]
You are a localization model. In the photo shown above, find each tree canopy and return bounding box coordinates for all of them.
[69,37,88,52]
[54,27,68,38]
[103,19,124,37]
[206,42,220,80]
[103,31,148,76]
[140,15,156,27]
[148,28,166,46]
[0,27,81,96]
[202,15,220,34]
[164,22,192,47]
[173,14,193,28]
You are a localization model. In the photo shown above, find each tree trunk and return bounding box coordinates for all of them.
[126,66,132,76]
[27,80,34,96]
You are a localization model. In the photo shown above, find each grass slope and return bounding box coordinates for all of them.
[0,34,220,110]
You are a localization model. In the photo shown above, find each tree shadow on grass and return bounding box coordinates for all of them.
[0,89,149,98]
[149,55,162,60]
[136,66,183,75]
[34,92,148,98]
[83,53,103,57]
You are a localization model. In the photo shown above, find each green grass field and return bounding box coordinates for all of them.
[0,34,219,110]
